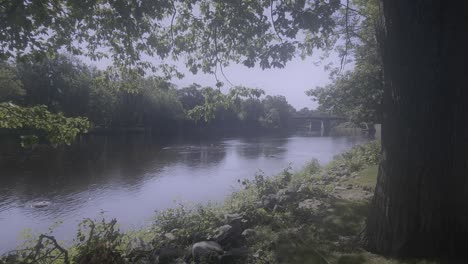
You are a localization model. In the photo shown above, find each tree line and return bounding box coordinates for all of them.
[1,54,302,141]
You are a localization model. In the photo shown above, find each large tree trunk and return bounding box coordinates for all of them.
[365,0,468,259]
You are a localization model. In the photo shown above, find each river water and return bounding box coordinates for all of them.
[0,133,366,253]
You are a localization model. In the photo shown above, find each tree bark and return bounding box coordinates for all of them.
[365,0,468,259]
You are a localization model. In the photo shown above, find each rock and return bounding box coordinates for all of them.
[277,194,293,204]
[241,229,257,239]
[335,168,350,177]
[155,247,185,264]
[213,224,243,247]
[346,184,353,190]
[31,201,51,208]
[272,204,281,213]
[127,238,152,255]
[224,213,243,226]
[297,199,323,211]
[334,186,346,191]
[190,232,207,243]
[213,225,233,241]
[220,247,249,263]
[316,180,326,185]
[164,233,176,241]
[252,249,263,258]
[173,258,187,264]
[192,241,224,262]
[254,201,264,208]
[260,194,277,209]
[297,183,311,194]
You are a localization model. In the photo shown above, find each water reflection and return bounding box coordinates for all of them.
[0,134,366,253]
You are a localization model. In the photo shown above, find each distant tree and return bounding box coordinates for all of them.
[176,84,205,111]
[239,98,264,126]
[260,95,295,129]
[306,0,383,125]
[17,54,94,116]
[0,63,25,102]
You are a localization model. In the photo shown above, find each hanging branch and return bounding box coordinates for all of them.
[213,25,234,87]
[339,0,351,74]
[170,2,177,47]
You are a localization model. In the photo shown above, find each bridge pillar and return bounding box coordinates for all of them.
[320,119,331,136]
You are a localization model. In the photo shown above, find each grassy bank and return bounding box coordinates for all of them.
[1,141,435,264]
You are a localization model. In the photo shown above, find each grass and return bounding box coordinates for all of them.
[343,165,379,189]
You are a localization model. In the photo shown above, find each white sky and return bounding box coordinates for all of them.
[83,50,344,110]
[172,54,332,110]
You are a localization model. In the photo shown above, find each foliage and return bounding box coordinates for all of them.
[176,83,205,111]
[0,234,70,264]
[307,0,383,125]
[1,0,342,74]
[260,95,295,129]
[330,140,381,173]
[0,103,90,147]
[16,54,95,116]
[151,203,223,248]
[0,63,25,101]
[72,218,125,264]
[187,86,265,122]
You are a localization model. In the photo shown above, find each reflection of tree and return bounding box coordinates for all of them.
[0,135,229,207]
[161,143,227,168]
[234,137,289,159]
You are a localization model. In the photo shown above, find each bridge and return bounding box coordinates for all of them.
[290,112,347,136]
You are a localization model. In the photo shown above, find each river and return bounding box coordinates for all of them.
[0,133,367,253]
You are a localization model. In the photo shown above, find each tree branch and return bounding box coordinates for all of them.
[339,0,351,74]
[270,0,283,40]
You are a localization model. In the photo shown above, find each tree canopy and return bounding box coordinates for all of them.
[2,0,357,145]
[305,0,382,125]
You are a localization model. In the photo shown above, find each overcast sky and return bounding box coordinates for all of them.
[171,54,333,110]
[84,50,342,110]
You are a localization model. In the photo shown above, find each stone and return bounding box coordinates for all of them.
[127,237,152,255]
[252,249,263,258]
[192,241,224,262]
[297,199,323,211]
[213,224,243,247]
[297,183,311,194]
[254,201,263,208]
[277,193,293,204]
[334,186,346,191]
[164,233,176,241]
[241,229,257,238]
[220,247,249,263]
[224,213,245,227]
[213,225,233,242]
[155,247,185,263]
[260,194,277,209]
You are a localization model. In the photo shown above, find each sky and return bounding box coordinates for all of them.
[171,54,332,110]
[84,50,342,110]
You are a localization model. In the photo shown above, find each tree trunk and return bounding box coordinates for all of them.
[365,0,468,259]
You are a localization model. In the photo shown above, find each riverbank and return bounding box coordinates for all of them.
[1,141,432,264]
